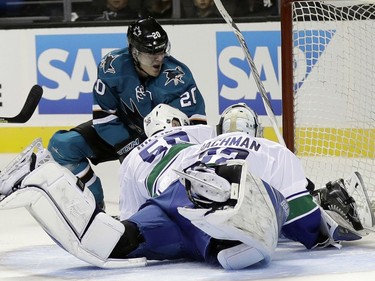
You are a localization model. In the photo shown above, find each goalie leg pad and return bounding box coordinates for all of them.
[28,192,145,268]
[217,243,264,270]
[81,212,125,259]
[0,138,53,198]
[3,162,146,268]
[22,162,96,236]
[0,185,44,209]
[178,160,288,267]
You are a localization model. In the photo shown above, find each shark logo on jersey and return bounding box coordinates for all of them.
[100,53,119,74]
[120,98,144,134]
[135,85,152,102]
[164,67,185,86]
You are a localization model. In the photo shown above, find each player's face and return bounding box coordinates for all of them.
[137,51,166,77]
[172,118,181,127]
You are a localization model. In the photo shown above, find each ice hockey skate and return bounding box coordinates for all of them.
[0,138,53,199]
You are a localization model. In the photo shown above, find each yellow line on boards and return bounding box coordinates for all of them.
[295,128,374,158]
[0,126,280,153]
[4,127,371,157]
[0,127,71,153]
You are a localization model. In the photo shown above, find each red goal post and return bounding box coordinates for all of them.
[280,0,375,201]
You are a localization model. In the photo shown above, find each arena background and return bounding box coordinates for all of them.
[0,22,282,152]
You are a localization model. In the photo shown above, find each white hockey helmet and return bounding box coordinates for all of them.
[144,104,190,137]
[217,103,263,137]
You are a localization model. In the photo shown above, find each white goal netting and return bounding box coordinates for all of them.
[287,0,375,205]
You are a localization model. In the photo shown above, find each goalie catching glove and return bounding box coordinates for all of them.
[312,173,372,247]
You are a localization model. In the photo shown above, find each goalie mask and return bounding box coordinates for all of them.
[217,103,263,137]
[143,104,190,137]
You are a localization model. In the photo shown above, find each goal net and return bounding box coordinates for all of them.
[280,0,375,206]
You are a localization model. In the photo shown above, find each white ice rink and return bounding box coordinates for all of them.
[1,154,375,281]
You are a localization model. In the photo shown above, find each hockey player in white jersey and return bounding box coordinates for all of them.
[119,102,264,219]
[0,103,372,270]
[0,135,286,270]
[119,103,216,219]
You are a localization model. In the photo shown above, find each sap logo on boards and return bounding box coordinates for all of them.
[35,34,125,114]
[216,30,332,115]
[216,31,281,115]
[292,30,334,90]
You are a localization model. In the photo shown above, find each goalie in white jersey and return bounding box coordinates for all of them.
[0,103,372,270]
[119,102,263,219]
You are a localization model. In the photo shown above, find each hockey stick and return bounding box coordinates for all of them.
[213,0,286,146]
[0,85,43,123]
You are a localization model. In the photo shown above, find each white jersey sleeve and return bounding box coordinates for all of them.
[119,125,216,220]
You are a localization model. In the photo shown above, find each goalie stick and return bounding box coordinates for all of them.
[213,0,286,146]
[0,85,43,123]
[345,171,375,232]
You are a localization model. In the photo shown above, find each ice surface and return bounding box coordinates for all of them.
[1,154,375,281]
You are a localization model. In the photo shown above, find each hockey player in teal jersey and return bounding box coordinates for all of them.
[47,17,206,209]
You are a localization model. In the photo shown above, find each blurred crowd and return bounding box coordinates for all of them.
[0,0,279,22]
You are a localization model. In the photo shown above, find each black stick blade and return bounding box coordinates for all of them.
[0,85,43,123]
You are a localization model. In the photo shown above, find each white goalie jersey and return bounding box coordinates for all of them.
[119,129,307,220]
[119,125,216,219]
[175,131,308,198]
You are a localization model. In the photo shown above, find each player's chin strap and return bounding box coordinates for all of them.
[136,64,153,79]
[175,160,288,270]
[0,162,146,268]
[131,47,155,79]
